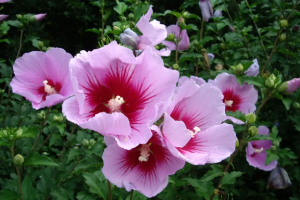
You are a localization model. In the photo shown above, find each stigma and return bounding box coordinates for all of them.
[138,144,151,162]
[108,95,125,113]
[254,147,264,153]
[225,99,233,107]
[43,80,57,95]
[190,127,201,138]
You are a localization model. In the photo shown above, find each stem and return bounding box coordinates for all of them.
[255,91,273,116]
[16,29,24,60]
[175,42,179,64]
[101,0,105,39]
[107,180,112,200]
[37,128,56,151]
[262,0,299,73]
[200,19,204,40]
[195,57,199,76]
[59,124,76,161]
[2,87,11,127]
[11,142,23,199]
[32,107,51,152]
[130,190,134,200]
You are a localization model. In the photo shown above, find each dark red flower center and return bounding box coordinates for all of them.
[222,89,242,112]
[37,79,62,101]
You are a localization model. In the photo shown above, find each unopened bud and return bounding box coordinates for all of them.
[248,126,258,137]
[15,129,23,138]
[213,189,220,195]
[182,11,190,19]
[273,140,280,147]
[277,82,288,93]
[37,111,46,120]
[270,145,276,151]
[235,140,239,148]
[98,28,103,33]
[128,13,134,20]
[38,41,44,49]
[173,64,179,70]
[215,63,223,71]
[16,14,22,20]
[293,102,300,109]
[53,115,64,123]
[280,33,286,41]
[245,113,256,124]
[229,26,235,32]
[177,17,185,29]
[219,43,226,50]
[265,78,275,88]
[113,26,121,31]
[121,16,127,21]
[166,33,175,42]
[89,139,96,146]
[279,20,288,28]
[14,154,24,165]
[82,139,89,147]
[235,63,244,74]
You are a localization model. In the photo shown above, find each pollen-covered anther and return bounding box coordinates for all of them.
[108,95,125,113]
[225,99,233,107]
[138,144,151,162]
[43,80,57,95]
[254,147,264,153]
[190,127,201,138]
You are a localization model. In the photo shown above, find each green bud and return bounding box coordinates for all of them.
[113,26,121,31]
[9,135,14,141]
[235,63,244,74]
[89,139,96,146]
[166,33,175,42]
[30,16,37,22]
[42,47,48,52]
[99,28,103,33]
[74,146,79,149]
[245,113,257,124]
[128,13,134,20]
[277,82,288,93]
[270,145,276,151]
[42,152,48,155]
[16,14,23,20]
[273,140,280,147]
[130,21,136,27]
[0,89,4,94]
[279,20,288,28]
[293,102,300,109]
[82,139,89,147]
[177,17,185,29]
[38,41,44,49]
[172,64,179,70]
[14,154,24,165]
[265,78,275,88]
[191,40,199,47]
[235,139,239,148]
[214,189,220,195]
[280,33,286,41]
[121,16,127,21]
[248,126,258,137]
[37,111,46,120]
[53,115,64,123]
[102,37,106,43]
[215,63,223,71]
[219,43,226,50]
[182,11,190,19]
[15,128,23,138]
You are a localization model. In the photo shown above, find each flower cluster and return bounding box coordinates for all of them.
[10,4,285,198]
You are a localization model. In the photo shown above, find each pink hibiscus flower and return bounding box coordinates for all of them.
[246,126,277,171]
[209,73,258,124]
[286,78,300,93]
[62,41,179,150]
[34,13,46,21]
[10,48,74,109]
[102,131,185,198]
[0,14,8,21]
[161,79,237,165]
[245,59,259,77]
[162,25,190,51]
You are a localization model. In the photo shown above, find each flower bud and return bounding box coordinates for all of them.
[38,41,44,49]
[15,128,23,138]
[16,14,23,20]
[270,145,276,151]
[229,26,235,32]
[14,154,24,165]
[182,11,190,19]
[293,102,300,109]
[245,113,257,124]
[273,140,280,147]
[213,189,220,195]
[9,135,14,141]
[82,139,89,147]
[177,16,185,29]
[113,26,121,31]
[219,43,226,50]
[280,33,286,41]
[215,63,223,71]
[279,20,288,28]
[121,16,127,21]
[42,152,48,155]
[128,13,134,20]
[191,40,199,47]
[53,115,64,123]
[248,126,258,137]
[277,82,288,93]
[37,111,46,120]
[173,64,179,70]
[235,63,244,74]
[166,33,175,42]
[89,139,96,146]
[235,139,239,148]
[265,78,275,88]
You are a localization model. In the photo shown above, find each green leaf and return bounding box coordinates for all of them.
[265,149,279,165]
[85,28,101,34]
[221,171,243,185]
[0,189,20,200]
[114,2,128,15]
[163,10,181,18]
[0,39,10,44]
[225,111,246,123]
[242,76,265,87]
[282,98,292,110]
[270,126,278,139]
[199,168,223,182]
[182,24,198,31]
[82,172,108,200]
[76,191,95,200]
[6,20,21,27]
[276,48,297,58]
[74,156,100,171]
[21,126,39,138]
[22,176,37,200]
[23,153,59,167]
[248,134,273,141]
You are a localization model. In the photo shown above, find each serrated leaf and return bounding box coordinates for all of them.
[164,10,181,18]
[199,170,223,182]
[0,189,20,200]
[23,153,59,167]
[82,172,108,200]
[74,156,100,171]
[221,171,243,185]
[265,149,279,165]
[242,76,265,87]
[114,2,128,15]
[21,126,39,138]
[282,98,292,110]
[225,111,246,122]
[22,176,37,200]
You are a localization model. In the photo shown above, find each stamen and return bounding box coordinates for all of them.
[138,144,150,162]
[254,147,264,153]
[108,95,125,113]
[43,80,57,95]
[190,127,201,138]
[225,99,233,107]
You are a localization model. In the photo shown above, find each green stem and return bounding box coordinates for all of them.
[59,123,76,161]
[16,29,24,60]
[175,42,179,64]
[130,190,134,200]
[11,142,23,200]
[107,180,112,200]
[255,91,273,116]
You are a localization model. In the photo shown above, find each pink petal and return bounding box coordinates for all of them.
[178,76,206,88]
[0,15,8,21]
[246,148,277,171]
[34,13,46,21]
[286,78,300,93]
[224,116,245,124]
[162,25,190,51]
[0,0,11,3]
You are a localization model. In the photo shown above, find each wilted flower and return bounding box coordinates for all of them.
[209,73,258,124]
[62,41,178,150]
[246,126,277,171]
[267,167,291,189]
[213,10,222,17]
[119,28,140,50]
[208,53,215,60]
[10,48,74,109]
[245,59,259,77]
[162,25,190,51]
[286,78,300,93]
[162,80,237,165]
[34,13,47,21]
[136,5,170,56]
[102,131,185,198]
[0,15,8,21]
[199,0,213,21]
